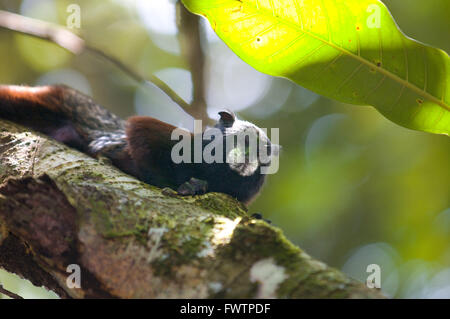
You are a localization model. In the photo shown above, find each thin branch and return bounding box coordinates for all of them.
[0,9,205,121]
[85,46,192,112]
[0,10,85,53]
[177,2,212,126]
[0,284,24,299]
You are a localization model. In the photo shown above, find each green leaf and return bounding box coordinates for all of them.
[182,0,450,135]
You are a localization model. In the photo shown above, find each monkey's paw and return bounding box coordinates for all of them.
[177,178,208,196]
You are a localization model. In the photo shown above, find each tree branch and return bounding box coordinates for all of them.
[177,2,213,127]
[0,284,24,299]
[0,10,212,123]
[0,117,384,299]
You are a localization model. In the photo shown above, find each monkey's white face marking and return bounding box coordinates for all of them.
[222,118,278,176]
[227,146,259,176]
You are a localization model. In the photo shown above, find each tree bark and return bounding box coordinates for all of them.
[0,118,384,299]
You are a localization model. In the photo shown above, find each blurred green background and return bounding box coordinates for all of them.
[0,0,448,298]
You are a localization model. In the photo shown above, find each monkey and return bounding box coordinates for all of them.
[0,85,279,205]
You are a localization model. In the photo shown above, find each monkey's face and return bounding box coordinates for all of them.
[216,110,280,177]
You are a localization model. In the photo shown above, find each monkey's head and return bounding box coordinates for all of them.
[213,110,280,177]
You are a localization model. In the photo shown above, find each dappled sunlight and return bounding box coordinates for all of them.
[211,217,242,247]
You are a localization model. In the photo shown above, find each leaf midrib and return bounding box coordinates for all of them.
[218,0,449,112]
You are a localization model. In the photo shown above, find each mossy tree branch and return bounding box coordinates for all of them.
[0,118,384,299]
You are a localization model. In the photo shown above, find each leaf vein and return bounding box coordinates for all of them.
[320,0,332,43]
[335,62,363,93]
[378,28,383,66]
[287,43,327,72]
[401,36,409,82]
[423,47,428,92]
[312,52,344,81]
[268,33,307,59]
[390,85,406,112]
[229,13,259,24]
[365,75,386,101]
[292,0,304,30]
[237,22,280,46]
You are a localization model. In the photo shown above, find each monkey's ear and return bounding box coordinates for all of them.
[218,110,235,127]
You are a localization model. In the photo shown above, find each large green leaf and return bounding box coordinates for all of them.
[182,0,450,135]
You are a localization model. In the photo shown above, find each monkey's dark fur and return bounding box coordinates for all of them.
[0,85,278,204]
